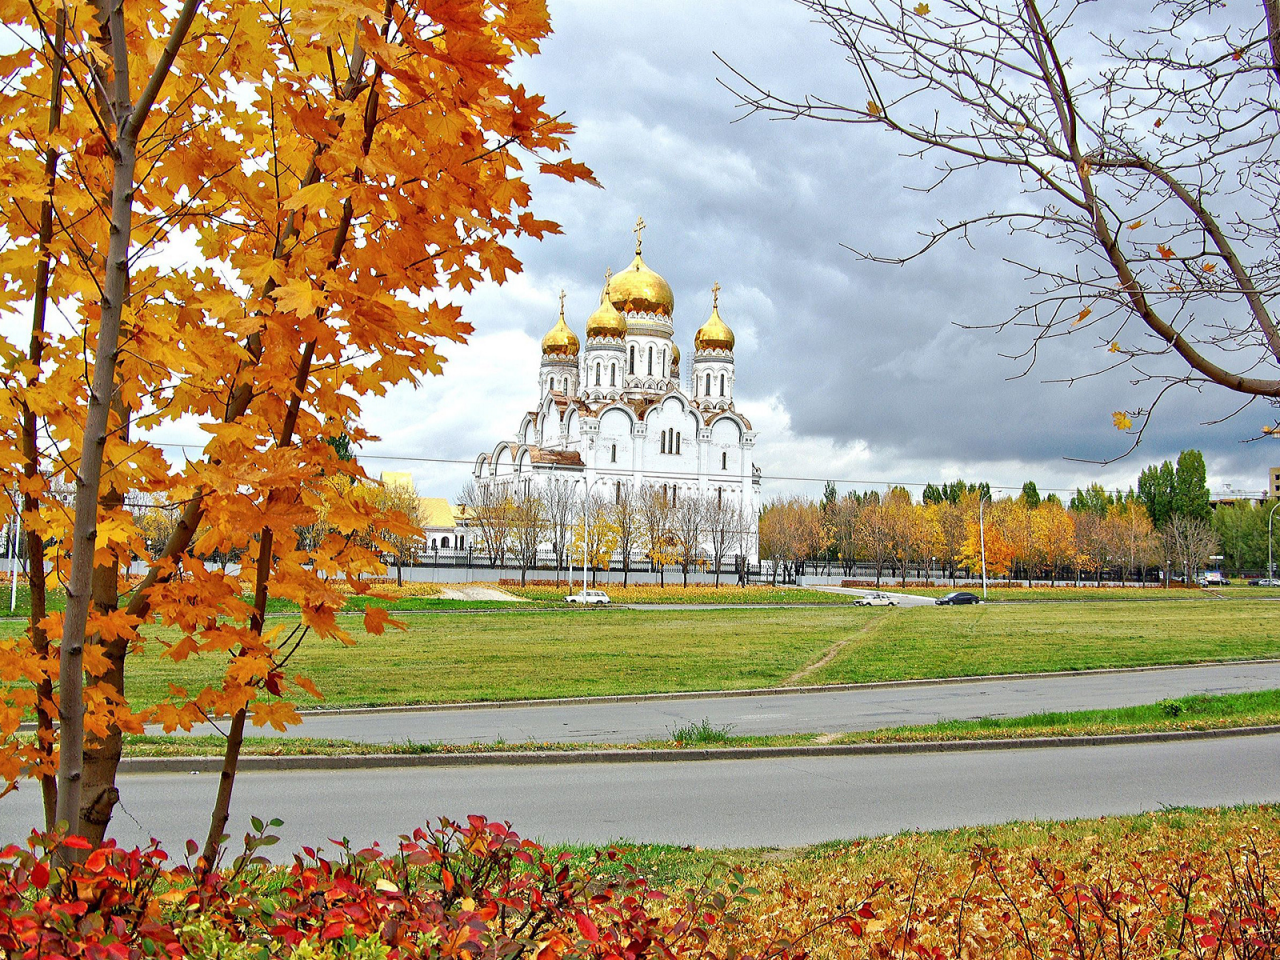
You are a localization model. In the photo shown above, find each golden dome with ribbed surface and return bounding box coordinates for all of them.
[608,252,674,317]
[694,284,735,352]
[586,272,628,340]
[670,343,681,373]
[541,293,580,357]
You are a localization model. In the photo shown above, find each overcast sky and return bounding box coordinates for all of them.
[13,0,1277,503]
[352,0,1279,503]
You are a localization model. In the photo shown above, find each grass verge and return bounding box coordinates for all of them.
[6,601,1279,711]
[119,688,1280,758]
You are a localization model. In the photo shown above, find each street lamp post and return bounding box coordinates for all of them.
[7,511,19,613]
[1269,500,1280,581]
[978,496,989,600]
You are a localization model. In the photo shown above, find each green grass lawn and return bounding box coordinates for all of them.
[5,600,1278,711]
[862,584,1280,600]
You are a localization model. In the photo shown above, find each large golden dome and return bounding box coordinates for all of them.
[608,253,674,317]
[586,273,627,339]
[694,285,735,352]
[541,293,580,357]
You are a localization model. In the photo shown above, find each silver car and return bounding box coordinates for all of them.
[853,592,898,607]
[565,589,611,605]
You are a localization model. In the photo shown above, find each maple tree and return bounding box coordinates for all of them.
[0,0,589,860]
[727,0,1280,453]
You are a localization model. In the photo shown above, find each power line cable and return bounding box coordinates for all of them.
[142,441,1134,495]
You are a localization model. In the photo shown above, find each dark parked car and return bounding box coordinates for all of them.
[936,591,982,605]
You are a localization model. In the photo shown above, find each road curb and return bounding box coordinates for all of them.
[265,658,1280,718]
[119,723,1280,774]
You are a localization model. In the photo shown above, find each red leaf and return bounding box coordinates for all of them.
[1199,934,1219,948]
[321,921,348,941]
[576,913,599,942]
[30,861,49,889]
[63,835,93,850]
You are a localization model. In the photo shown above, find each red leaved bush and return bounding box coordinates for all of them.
[0,816,861,960]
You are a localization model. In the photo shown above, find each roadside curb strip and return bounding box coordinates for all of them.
[267,658,1280,718]
[119,723,1280,774]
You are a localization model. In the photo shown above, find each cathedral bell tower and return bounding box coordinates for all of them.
[539,291,580,399]
[692,283,736,411]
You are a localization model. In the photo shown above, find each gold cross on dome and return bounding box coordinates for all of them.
[559,289,566,317]
[633,216,646,254]
[711,281,721,309]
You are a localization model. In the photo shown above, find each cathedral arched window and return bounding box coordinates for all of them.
[675,431,681,455]
[615,481,621,504]
[431,538,438,548]
[661,348,666,374]
[629,344,635,374]
[660,432,666,454]
[705,373,711,396]
[672,485,678,506]
[457,535,464,549]
[610,443,617,463]
[717,488,722,506]
[595,363,601,386]
[720,374,725,396]
[442,536,450,548]
[610,364,616,387]
[647,346,653,375]
[722,451,728,470]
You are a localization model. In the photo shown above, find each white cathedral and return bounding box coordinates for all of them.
[472,221,761,561]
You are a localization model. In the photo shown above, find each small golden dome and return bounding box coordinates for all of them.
[670,343,681,373]
[694,284,735,352]
[541,291,580,357]
[586,271,628,340]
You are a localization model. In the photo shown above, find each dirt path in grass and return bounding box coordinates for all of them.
[438,585,530,602]
[784,613,890,685]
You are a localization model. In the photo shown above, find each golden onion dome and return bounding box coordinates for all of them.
[586,271,628,340]
[670,343,681,373]
[608,252,675,317]
[694,283,735,352]
[541,292,580,358]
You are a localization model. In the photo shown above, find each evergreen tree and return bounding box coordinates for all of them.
[1173,450,1212,523]
[1021,481,1041,508]
[1137,461,1177,527]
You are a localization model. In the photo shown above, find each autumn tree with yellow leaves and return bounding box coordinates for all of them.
[0,0,587,862]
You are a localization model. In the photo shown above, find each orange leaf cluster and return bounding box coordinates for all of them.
[0,0,587,798]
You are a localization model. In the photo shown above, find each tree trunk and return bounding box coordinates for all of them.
[79,403,129,847]
[23,2,66,832]
[55,131,138,849]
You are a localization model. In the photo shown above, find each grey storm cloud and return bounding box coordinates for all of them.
[387,0,1278,497]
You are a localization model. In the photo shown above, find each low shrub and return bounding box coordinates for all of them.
[0,817,847,960]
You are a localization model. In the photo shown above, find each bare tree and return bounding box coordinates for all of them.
[726,0,1280,451]
[611,481,640,586]
[544,477,579,585]
[639,484,678,587]
[705,492,740,586]
[1165,513,1220,584]
[672,490,709,587]
[855,491,893,586]
[459,481,513,568]
[511,485,547,587]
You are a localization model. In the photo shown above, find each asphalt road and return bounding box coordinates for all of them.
[161,661,1280,745]
[3,733,1276,855]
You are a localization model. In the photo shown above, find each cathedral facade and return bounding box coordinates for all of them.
[472,222,761,561]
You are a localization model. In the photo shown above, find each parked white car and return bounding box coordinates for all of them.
[853,592,898,607]
[565,589,611,605]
